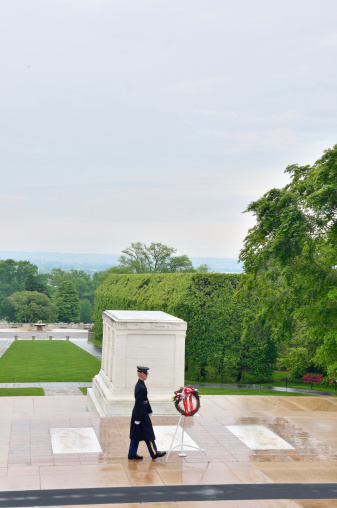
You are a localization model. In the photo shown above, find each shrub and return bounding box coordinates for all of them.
[302,373,323,384]
[94,273,276,380]
[94,273,242,371]
[319,376,336,386]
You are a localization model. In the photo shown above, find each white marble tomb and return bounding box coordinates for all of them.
[87,310,187,416]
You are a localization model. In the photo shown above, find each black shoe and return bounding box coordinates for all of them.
[128,454,143,460]
[152,451,166,459]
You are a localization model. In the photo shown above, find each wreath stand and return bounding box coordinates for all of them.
[165,412,210,463]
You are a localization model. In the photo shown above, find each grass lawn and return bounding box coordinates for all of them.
[0,388,44,396]
[89,338,102,348]
[272,371,288,381]
[79,387,87,395]
[197,387,311,396]
[0,341,100,382]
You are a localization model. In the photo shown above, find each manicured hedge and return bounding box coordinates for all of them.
[94,273,243,373]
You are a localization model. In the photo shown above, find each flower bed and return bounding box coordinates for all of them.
[302,373,323,384]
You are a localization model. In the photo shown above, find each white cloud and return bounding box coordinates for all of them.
[0,194,25,202]
[1,0,337,257]
[320,33,337,47]
[164,78,220,93]
[276,112,299,121]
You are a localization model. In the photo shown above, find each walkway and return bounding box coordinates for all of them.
[0,394,336,507]
[0,339,13,357]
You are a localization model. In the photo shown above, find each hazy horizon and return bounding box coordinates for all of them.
[0,249,243,273]
[0,249,240,260]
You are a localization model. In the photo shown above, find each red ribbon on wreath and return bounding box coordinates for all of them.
[181,386,194,416]
[173,386,200,417]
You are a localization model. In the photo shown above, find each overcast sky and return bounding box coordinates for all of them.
[1,0,336,258]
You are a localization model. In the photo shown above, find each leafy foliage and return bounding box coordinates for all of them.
[48,268,98,304]
[0,259,45,319]
[25,273,49,295]
[195,264,211,273]
[239,144,337,379]
[94,273,275,380]
[47,268,100,323]
[118,242,195,273]
[55,280,80,322]
[80,298,94,323]
[8,291,54,323]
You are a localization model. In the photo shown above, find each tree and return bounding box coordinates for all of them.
[8,291,54,323]
[66,270,97,304]
[196,264,211,273]
[224,302,277,382]
[117,242,195,273]
[167,255,194,272]
[80,299,94,323]
[48,268,97,304]
[239,144,337,378]
[25,273,49,295]
[0,259,40,320]
[55,280,80,322]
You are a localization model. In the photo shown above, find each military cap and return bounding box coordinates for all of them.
[137,366,149,373]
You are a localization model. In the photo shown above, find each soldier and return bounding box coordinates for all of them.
[128,366,166,460]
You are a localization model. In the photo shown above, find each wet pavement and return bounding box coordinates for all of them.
[0,332,337,505]
[0,394,336,507]
[0,339,13,357]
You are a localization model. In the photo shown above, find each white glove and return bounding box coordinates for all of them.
[135,421,140,425]
[149,413,153,416]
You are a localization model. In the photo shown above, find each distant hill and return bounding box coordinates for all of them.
[0,251,243,274]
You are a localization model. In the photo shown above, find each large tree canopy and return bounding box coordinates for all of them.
[239,144,337,378]
[117,242,195,273]
[8,291,54,323]
[0,259,44,320]
[48,268,97,304]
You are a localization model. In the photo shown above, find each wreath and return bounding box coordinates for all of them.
[172,386,200,416]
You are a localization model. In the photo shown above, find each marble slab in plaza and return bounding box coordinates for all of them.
[87,310,187,415]
[50,427,102,453]
[153,425,199,451]
[226,424,294,450]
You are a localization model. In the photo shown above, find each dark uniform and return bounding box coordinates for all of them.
[128,366,166,460]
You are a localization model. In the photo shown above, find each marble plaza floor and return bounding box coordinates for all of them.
[0,394,337,507]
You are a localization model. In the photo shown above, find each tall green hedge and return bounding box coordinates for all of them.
[94,273,244,374]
